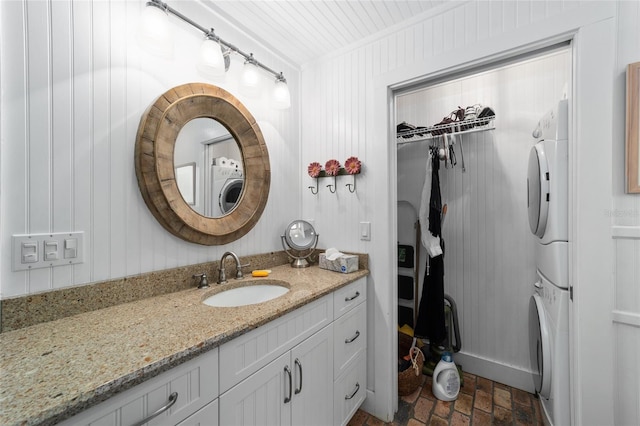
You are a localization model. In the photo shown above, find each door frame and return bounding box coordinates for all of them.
[369,6,616,424]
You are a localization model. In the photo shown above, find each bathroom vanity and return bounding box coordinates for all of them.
[0,266,367,426]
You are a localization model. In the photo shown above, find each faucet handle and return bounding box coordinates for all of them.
[192,273,209,289]
[236,263,250,279]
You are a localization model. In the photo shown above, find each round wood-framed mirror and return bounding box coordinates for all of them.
[135,83,270,245]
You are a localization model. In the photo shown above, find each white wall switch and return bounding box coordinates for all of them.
[20,242,38,263]
[12,232,84,271]
[44,240,59,261]
[360,221,371,241]
[64,238,77,259]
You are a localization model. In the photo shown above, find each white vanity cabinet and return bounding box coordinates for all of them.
[218,276,367,426]
[59,349,219,426]
[333,278,367,426]
[57,276,367,426]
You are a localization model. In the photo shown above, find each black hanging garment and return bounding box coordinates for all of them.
[414,151,447,345]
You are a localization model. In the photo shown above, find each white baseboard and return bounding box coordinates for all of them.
[453,351,535,394]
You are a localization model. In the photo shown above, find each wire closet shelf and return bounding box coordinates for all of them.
[396,115,496,145]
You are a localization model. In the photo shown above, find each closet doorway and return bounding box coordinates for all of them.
[394,45,571,392]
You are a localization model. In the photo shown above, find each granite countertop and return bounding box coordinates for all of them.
[0,265,368,426]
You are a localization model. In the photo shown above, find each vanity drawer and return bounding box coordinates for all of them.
[59,349,219,426]
[334,350,367,426]
[333,277,366,319]
[219,293,333,393]
[333,301,366,379]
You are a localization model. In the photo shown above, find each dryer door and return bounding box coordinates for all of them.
[528,143,550,238]
[529,291,551,398]
[219,178,244,215]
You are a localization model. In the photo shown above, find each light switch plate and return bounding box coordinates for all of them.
[12,232,84,271]
[360,221,371,241]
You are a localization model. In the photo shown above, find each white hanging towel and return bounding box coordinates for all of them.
[419,151,442,258]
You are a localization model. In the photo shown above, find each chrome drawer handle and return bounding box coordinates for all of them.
[345,291,360,302]
[131,392,178,426]
[345,330,360,344]
[284,366,292,403]
[345,382,360,400]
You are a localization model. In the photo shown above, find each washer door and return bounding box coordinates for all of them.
[218,178,243,214]
[529,291,551,397]
[527,143,550,238]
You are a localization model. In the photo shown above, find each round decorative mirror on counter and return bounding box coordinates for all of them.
[135,83,270,245]
[281,220,319,268]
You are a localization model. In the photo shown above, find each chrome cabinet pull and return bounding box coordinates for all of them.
[284,366,292,403]
[344,291,360,302]
[345,330,360,344]
[345,382,360,400]
[131,392,178,426]
[294,358,303,394]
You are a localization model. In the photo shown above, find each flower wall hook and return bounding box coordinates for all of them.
[307,157,361,194]
[307,162,322,194]
[324,159,340,193]
[344,156,361,193]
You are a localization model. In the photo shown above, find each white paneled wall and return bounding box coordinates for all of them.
[0,0,300,298]
[612,2,640,425]
[396,49,570,390]
[301,0,636,423]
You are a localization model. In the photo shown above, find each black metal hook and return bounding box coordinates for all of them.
[326,176,336,193]
[345,175,356,193]
[308,178,318,195]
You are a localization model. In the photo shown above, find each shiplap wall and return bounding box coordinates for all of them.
[0,0,300,298]
[396,48,570,392]
[301,1,638,423]
[612,2,640,425]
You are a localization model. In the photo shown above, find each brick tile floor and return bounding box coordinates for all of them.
[348,371,544,426]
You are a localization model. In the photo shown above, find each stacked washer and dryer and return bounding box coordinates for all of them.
[211,157,244,216]
[527,99,570,426]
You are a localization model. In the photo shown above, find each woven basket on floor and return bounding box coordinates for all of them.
[398,332,425,396]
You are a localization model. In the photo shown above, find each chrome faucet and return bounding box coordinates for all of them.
[217,251,246,284]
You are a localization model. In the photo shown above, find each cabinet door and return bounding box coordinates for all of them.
[219,294,333,393]
[290,325,334,426]
[219,352,291,426]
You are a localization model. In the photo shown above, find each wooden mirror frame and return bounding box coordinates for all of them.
[135,83,270,245]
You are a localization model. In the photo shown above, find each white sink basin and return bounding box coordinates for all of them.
[202,281,290,307]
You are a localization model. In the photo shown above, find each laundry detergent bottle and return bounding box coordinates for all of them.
[432,352,460,401]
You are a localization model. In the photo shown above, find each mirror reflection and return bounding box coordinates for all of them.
[175,118,243,218]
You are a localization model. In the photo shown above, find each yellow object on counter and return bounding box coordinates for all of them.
[251,270,271,277]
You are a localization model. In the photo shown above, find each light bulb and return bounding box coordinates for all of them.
[240,60,261,97]
[197,38,225,78]
[138,3,173,58]
[273,79,291,110]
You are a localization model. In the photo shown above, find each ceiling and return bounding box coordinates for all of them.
[200,0,451,67]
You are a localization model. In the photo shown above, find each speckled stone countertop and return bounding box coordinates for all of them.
[0,265,368,426]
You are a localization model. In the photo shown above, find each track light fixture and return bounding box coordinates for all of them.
[140,0,291,109]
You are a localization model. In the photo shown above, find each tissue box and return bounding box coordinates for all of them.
[319,253,359,273]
